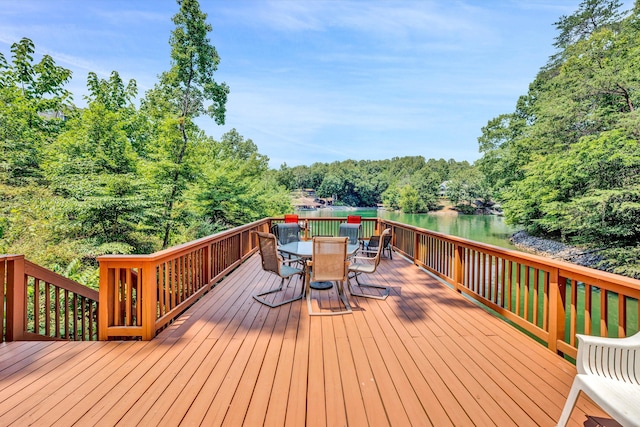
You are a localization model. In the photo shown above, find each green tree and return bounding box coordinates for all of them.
[398,185,423,213]
[411,168,440,211]
[0,38,72,185]
[381,185,401,210]
[553,0,624,50]
[143,0,229,248]
[445,167,490,214]
[44,71,156,254]
[317,174,343,201]
[192,129,290,234]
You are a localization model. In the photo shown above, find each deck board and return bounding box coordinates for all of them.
[0,251,614,426]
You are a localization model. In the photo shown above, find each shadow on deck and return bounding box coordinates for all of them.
[0,252,614,426]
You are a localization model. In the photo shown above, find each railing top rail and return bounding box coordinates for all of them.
[381,218,640,290]
[24,260,99,301]
[276,217,377,221]
[0,254,25,261]
[97,218,269,264]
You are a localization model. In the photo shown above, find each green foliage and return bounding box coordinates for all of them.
[478,0,640,276]
[191,129,291,235]
[553,0,624,50]
[444,165,490,213]
[0,3,290,283]
[0,38,72,185]
[276,156,480,212]
[599,246,640,279]
[381,186,400,210]
[398,186,424,213]
[143,0,230,248]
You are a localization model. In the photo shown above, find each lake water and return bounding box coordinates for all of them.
[297,208,519,250]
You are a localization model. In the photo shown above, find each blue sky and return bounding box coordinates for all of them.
[1,1,635,168]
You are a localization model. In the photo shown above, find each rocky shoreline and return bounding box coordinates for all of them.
[509,230,604,270]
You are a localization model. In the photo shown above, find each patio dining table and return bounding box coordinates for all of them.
[278,240,359,290]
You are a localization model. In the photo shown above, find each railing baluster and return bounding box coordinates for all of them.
[542,271,549,331]
[570,279,578,346]
[53,286,61,338]
[73,293,78,341]
[524,266,530,322]
[600,289,609,337]
[584,284,592,335]
[618,294,627,338]
[532,268,537,323]
[33,278,40,335]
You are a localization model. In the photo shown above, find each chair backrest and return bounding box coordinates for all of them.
[367,235,380,250]
[367,228,391,249]
[256,231,282,275]
[338,223,360,244]
[284,214,299,223]
[275,223,301,244]
[347,215,361,224]
[576,332,640,384]
[370,228,391,268]
[311,236,349,282]
[382,229,392,248]
[270,223,280,241]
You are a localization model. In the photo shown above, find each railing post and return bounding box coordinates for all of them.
[98,260,114,340]
[548,267,566,354]
[141,260,157,340]
[6,256,26,341]
[453,244,464,293]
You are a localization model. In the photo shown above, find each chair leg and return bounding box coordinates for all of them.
[347,272,390,300]
[253,275,304,308]
[556,378,583,427]
[307,279,353,316]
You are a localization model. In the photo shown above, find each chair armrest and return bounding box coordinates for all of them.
[576,332,640,382]
[350,255,374,262]
[359,248,378,256]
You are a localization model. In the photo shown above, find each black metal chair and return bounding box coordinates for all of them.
[363,229,393,259]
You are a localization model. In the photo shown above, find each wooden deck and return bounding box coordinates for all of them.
[0,252,612,426]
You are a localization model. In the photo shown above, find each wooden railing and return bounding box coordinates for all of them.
[5,215,639,353]
[1,255,99,342]
[271,217,379,241]
[380,219,640,359]
[96,219,270,340]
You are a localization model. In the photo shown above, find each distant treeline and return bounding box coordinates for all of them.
[274,157,486,214]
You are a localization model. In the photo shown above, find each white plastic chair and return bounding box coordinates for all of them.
[557,332,640,427]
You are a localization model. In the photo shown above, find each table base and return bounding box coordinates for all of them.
[310,281,333,290]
